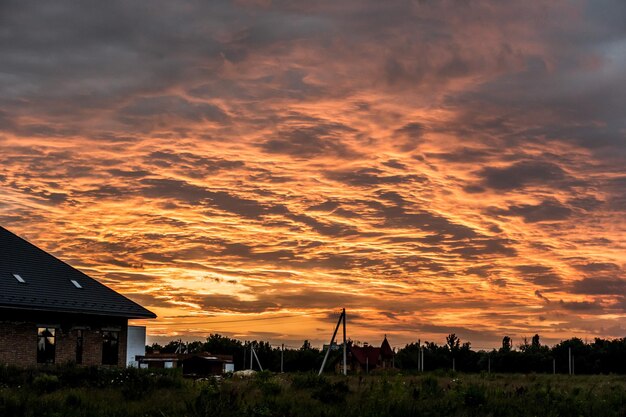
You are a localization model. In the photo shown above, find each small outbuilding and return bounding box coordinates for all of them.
[181,353,235,377]
[136,352,235,376]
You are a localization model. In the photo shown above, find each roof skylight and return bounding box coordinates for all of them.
[13,274,26,283]
[70,279,83,289]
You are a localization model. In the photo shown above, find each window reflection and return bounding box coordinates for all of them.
[37,327,56,364]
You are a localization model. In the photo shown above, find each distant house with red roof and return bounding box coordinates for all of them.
[338,336,395,373]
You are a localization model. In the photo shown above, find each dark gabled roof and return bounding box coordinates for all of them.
[350,344,381,366]
[0,225,156,319]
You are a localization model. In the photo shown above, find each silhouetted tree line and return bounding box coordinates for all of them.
[147,333,626,374]
[147,334,324,372]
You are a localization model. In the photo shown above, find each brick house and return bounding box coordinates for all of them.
[0,226,156,367]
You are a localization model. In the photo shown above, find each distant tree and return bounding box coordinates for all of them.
[204,334,243,355]
[187,341,204,353]
[162,340,184,353]
[146,342,163,354]
[519,337,531,352]
[446,334,460,353]
[300,340,312,351]
[501,336,512,352]
[531,334,541,349]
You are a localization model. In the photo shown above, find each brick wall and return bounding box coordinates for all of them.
[0,310,130,367]
[0,321,36,365]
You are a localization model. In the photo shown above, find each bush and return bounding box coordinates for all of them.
[33,373,60,394]
[291,373,328,390]
[312,380,349,404]
[463,383,486,408]
[420,375,442,397]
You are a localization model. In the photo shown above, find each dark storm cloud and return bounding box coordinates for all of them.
[137,177,363,237]
[567,196,604,211]
[477,161,572,191]
[573,262,621,273]
[394,122,426,151]
[107,169,152,179]
[559,300,604,312]
[195,294,280,313]
[307,200,340,212]
[426,148,493,163]
[515,265,562,287]
[219,242,295,262]
[139,178,270,219]
[260,123,357,159]
[488,199,573,223]
[119,95,229,125]
[183,289,379,314]
[366,197,517,258]
[326,168,427,187]
[0,1,221,123]
[144,150,244,176]
[378,204,478,240]
[285,213,359,237]
[450,238,517,259]
[605,176,626,212]
[571,277,626,296]
[0,0,336,137]
[381,159,407,170]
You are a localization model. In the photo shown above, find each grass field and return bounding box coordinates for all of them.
[2,366,626,416]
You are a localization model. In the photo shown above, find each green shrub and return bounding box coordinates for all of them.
[0,390,25,417]
[312,380,349,404]
[33,373,60,394]
[463,383,486,408]
[420,375,442,397]
[291,373,328,390]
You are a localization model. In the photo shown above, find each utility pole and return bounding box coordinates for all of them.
[243,344,246,370]
[342,308,347,376]
[281,344,284,373]
[453,357,456,372]
[319,309,346,376]
[366,356,369,374]
[252,346,263,371]
[417,339,421,372]
[250,344,254,371]
[568,348,572,375]
[488,355,491,374]
[553,358,556,374]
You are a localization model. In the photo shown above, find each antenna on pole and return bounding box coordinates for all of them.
[319,308,346,376]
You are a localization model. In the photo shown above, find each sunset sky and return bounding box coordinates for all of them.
[1,0,625,349]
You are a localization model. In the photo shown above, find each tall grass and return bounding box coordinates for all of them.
[1,365,626,416]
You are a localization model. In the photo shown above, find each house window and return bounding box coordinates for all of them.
[37,327,56,364]
[76,330,84,364]
[102,331,119,365]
